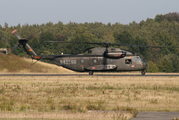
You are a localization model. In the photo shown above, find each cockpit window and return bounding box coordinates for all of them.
[93,59,97,63]
[81,59,84,63]
[125,59,132,64]
[109,59,112,63]
[88,50,92,53]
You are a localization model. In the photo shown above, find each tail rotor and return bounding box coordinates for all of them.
[10,29,37,57]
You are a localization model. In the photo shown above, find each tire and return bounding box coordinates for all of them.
[141,70,145,75]
[89,71,93,75]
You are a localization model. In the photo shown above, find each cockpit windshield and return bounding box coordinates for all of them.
[136,55,146,64]
[136,55,147,68]
[135,56,141,62]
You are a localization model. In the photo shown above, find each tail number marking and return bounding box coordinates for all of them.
[60,60,76,65]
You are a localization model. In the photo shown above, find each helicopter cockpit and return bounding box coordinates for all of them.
[136,55,147,69]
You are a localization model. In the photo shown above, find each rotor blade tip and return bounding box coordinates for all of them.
[8,48,12,53]
[12,29,17,34]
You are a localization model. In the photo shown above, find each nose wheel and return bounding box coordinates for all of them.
[141,70,145,75]
[89,71,93,75]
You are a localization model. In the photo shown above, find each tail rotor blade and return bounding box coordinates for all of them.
[26,33,35,40]
[12,29,21,39]
[8,43,19,53]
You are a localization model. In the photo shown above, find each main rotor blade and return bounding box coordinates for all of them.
[45,41,167,48]
[45,41,100,45]
[111,43,168,48]
[45,41,114,46]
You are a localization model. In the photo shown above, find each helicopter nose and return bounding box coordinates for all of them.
[143,61,147,69]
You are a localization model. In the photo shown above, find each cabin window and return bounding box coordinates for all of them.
[93,59,97,63]
[81,59,84,63]
[109,59,112,63]
[88,50,92,53]
[111,48,116,50]
[125,59,132,64]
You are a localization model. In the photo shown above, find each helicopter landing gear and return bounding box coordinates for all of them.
[89,71,93,75]
[141,70,145,75]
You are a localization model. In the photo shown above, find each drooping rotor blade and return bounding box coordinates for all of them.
[12,29,21,39]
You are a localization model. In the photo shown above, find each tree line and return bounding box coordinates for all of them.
[0,12,179,72]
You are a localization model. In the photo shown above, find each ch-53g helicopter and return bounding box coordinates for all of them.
[10,29,166,75]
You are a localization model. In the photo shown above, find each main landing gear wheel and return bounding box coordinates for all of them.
[89,71,93,75]
[141,70,145,75]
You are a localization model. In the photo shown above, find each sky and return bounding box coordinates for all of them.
[0,0,179,27]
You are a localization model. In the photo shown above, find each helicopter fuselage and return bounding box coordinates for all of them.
[47,47,147,73]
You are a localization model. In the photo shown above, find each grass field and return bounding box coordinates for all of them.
[0,53,74,73]
[0,74,179,120]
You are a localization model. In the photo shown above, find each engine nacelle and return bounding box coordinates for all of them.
[104,52,126,58]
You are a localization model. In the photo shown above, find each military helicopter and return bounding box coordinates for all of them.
[10,29,166,75]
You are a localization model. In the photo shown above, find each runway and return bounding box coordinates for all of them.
[130,111,179,120]
[0,73,179,76]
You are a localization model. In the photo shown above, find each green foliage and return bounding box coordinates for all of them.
[131,36,150,60]
[155,14,164,23]
[64,28,97,54]
[114,30,132,45]
[0,40,6,48]
[152,32,177,55]
[171,55,179,72]
[146,61,159,73]
[158,58,175,72]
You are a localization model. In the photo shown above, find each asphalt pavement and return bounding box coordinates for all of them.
[130,112,179,120]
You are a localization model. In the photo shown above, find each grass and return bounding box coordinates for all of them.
[0,119,59,120]
[0,75,179,119]
[0,53,74,73]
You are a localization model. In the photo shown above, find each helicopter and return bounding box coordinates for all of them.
[10,29,166,75]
